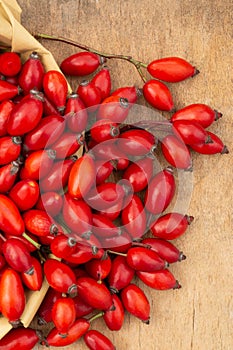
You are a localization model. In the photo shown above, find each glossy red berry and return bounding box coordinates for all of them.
[142,237,186,263]
[95,160,114,185]
[161,134,192,170]
[18,51,44,93]
[172,120,210,145]
[118,128,157,156]
[7,90,43,136]
[9,179,39,211]
[77,80,102,111]
[0,80,20,102]
[111,85,139,104]
[77,276,113,310]
[21,256,43,291]
[23,209,60,237]
[145,167,176,215]
[37,288,62,325]
[36,191,63,217]
[61,51,102,76]
[64,92,88,133]
[68,154,96,199]
[51,297,76,336]
[97,95,130,123]
[85,255,112,281]
[108,255,135,293]
[73,294,94,318]
[91,66,111,100]
[137,269,181,290]
[150,212,194,240]
[121,283,150,323]
[0,268,25,325]
[2,238,34,274]
[43,70,68,111]
[84,330,116,350]
[24,114,65,151]
[103,293,125,331]
[143,79,174,111]
[0,136,22,165]
[147,57,197,83]
[0,52,21,77]
[0,327,40,350]
[190,131,229,155]
[171,103,222,128]
[0,161,20,193]
[90,119,120,143]
[51,132,83,159]
[127,247,167,272]
[121,194,147,240]
[0,194,25,236]
[92,213,121,238]
[44,259,77,296]
[0,100,14,137]
[123,157,153,192]
[46,318,90,347]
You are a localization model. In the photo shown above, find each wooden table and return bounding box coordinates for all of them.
[17,1,233,349]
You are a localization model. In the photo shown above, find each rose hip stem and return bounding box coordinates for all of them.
[22,232,41,250]
[34,33,148,82]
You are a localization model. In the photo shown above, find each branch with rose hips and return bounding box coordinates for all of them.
[0,34,229,349]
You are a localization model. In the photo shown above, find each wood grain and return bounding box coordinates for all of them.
[17,1,233,349]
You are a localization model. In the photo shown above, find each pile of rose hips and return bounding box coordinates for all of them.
[0,43,228,350]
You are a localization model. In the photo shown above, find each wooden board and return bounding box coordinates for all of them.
[17,1,233,349]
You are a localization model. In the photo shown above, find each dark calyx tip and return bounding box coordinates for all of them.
[10,319,23,328]
[186,215,194,224]
[179,252,186,261]
[142,317,150,325]
[109,286,119,294]
[205,135,213,144]
[214,110,223,120]
[67,284,78,297]
[37,317,47,326]
[192,68,200,77]
[221,145,229,154]
[173,280,182,289]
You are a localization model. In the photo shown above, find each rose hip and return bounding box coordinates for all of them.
[37,288,62,325]
[51,132,83,159]
[0,100,14,136]
[60,51,102,76]
[0,136,22,165]
[111,85,139,104]
[103,294,125,331]
[108,255,135,293]
[0,327,40,350]
[91,66,111,100]
[142,237,186,263]
[18,51,44,93]
[171,103,222,128]
[44,259,77,296]
[85,255,112,281]
[9,179,39,211]
[123,157,153,192]
[96,95,130,123]
[51,297,76,336]
[161,134,192,170]
[43,70,68,111]
[143,79,174,111]
[0,161,20,193]
[23,209,60,237]
[84,330,116,350]
[0,194,25,236]
[137,269,181,290]
[172,120,211,145]
[190,131,229,154]
[150,212,194,240]
[77,80,102,111]
[21,256,43,291]
[121,283,150,323]
[0,80,20,102]
[118,128,157,156]
[0,52,21,77]
[64,92,88,133]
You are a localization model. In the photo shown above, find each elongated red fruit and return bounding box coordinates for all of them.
[0,100,14,137]
[0,194,25,236]
[37,288,62,325]
[44,259,77,296]
[121,283,150,323]
[121,194,147,240]
[150,212,194,240]
[77,80,102,111]
[172,120,210,145]
[85,255,112,281]
[2,238,34,274]
[61,51,102,76]
[68,154,96,199]
[111,85,138,104]
[118,128,156,156]
[0,268,25,325]
[0,136,22,165]
[0,80,19,102]
[21,256,43,291]
[137,269,181,290]
[23,209,59,237]
[127,247,167,272]
[7,91,43,136]
[143,79,174,111]
[51,132,83,159]
[73,295,94,318]
[52,297,76,336]
[43,70,68,111]
[103,294,125,331]
[0,52,21,77]
[96,95,130,122]
[84,330,116,350]
[161,134,192,170]
[91,66,111,100]
[24,115,65,151]
[46,318,90,347]
[0,161,20,193]
[123,157,153,192]
[77,276,113,310]
[64,92,88,133]
[108,255,135,293]
[190,131,229,155]
[145,167,176,215]
[18,51,44,93]
[90,119,120,143]
[9,179,40,211]
[171,103,222,128]
[36,191,63,217]
[0,327,40,350]
[147,57,197,83]
[142,238,186,263]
